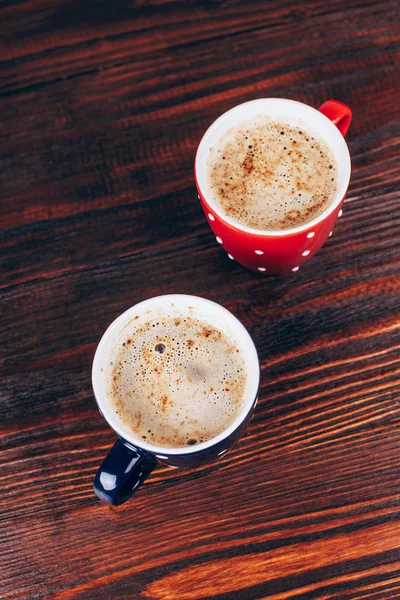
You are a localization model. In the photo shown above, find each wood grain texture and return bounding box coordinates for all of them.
[1,0,400,598]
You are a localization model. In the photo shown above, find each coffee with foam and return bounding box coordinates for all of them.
[207,116,338,230]
[106,306,247,448]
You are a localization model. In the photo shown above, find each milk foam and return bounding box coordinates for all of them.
[106,307,247,448]
[207,116,338,230]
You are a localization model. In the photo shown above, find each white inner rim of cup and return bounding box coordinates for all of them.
[92,294,260,456]
[195,98,351,236]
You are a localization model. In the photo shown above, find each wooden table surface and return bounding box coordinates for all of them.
[1,1,400,598]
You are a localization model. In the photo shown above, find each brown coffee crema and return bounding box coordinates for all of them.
[207,116,338,230]
[106,309,247,448]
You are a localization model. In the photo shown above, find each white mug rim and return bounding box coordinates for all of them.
[195,98,351,237]
[92,294,260,456]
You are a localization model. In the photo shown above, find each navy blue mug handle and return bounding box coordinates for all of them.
[94,439,157,505]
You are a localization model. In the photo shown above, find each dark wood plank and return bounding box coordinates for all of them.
[1,0,400,599]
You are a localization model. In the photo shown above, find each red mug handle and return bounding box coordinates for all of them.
[318,99,352,137]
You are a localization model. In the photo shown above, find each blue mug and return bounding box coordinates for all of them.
[92,295,260,505]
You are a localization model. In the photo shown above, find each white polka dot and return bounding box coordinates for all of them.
[329,231,333,237]
[302,250,311,256]
[218,449,227,456]
[257,267,266,272]
[307,232,315,239]
[208,213,215,221]
[255,250,264,255]
[338,209,343,217]
[156,455,168,460]
[292,266,299,272]
[197,194,200,200]
[216,236,223,244]
[228,254,234,260]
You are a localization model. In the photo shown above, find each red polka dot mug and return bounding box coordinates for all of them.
[195,98,351,274]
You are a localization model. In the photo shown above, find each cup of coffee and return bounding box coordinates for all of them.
[92,294,260,505]
[195,98,352,273]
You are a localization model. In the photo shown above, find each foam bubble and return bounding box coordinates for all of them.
[105,308,247,448]
[207,116,338,230]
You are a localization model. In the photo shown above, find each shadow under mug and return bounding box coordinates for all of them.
[92,294,260,505]
[195,98,352,274]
